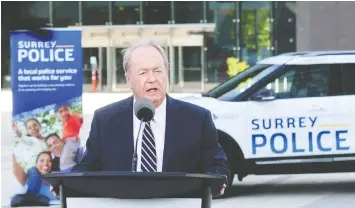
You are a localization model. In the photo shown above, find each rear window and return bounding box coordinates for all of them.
[341,64,355,95]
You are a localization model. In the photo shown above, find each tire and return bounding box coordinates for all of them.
[218,131,245,196]
[220,149,236,197]
[222,144,239,186]
[228,172,235,187]
[224,148,245,197]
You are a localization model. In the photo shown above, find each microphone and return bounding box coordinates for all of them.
[134,98,155,121]
[132,98,155,171]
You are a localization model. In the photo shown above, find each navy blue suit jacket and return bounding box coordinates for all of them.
[72,95,230,182]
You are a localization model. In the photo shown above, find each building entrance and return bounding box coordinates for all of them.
[71,23,216,92]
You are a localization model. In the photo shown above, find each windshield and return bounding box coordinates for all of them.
[217,64,280,101]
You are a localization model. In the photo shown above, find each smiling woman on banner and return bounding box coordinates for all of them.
[10,152,58,207]
[25,151,58,200]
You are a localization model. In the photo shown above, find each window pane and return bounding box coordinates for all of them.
[142,2,171,24]
[265,65,334,99]
[257,6,272,58]
[174,2,203,24]
[207,2,236,46]
[52,1,79,27]
[20,1,50,25]
[83,48,107,86]
[342,64,355,95]
[265,70,295,99]
[241,1,272,66]
[82,1,110,25]
[205,2,238,83]
[274,2,296,54]
[218,64,274,101]
[112,1,140,25]
[182,47,201,82]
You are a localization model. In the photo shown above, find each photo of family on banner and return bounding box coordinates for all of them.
[12,99,83,195]
[10,28,83,207]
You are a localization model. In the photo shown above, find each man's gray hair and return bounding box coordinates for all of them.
[121,39,170,73]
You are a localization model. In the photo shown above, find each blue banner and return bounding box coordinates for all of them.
[11,29,82,115]
[10,29,83,203]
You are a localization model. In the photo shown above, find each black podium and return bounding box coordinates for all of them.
[42,171,226,208]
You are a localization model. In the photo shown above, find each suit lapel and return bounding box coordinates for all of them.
[116,96,134,169]
[162,95,180,171]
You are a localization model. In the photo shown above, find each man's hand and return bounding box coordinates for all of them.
[218,184,226,196]
[50,186,59,198]
[213,183,227,198]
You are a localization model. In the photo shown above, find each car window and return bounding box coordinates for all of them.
[217,64,279,101]
[206,64,274,99]
[265,70,296,99]
[260,64,341,99]
[341,64,355,95]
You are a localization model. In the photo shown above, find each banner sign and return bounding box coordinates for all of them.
[10,29,83,202]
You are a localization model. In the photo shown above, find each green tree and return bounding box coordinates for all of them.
[242,8,271,50]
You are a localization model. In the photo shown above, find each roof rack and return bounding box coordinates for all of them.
[279,50,355,57]
[311,52,355,56]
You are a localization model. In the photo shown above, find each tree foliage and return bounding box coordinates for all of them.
[242,8,271,50]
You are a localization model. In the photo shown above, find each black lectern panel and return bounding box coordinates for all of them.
[43,171,225,199]
[42,171,226,208]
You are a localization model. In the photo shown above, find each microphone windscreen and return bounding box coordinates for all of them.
[134,98,155,121]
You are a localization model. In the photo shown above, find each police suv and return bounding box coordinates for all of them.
[182,51,355,187]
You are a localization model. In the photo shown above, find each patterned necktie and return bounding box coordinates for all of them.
[141,121,157,172]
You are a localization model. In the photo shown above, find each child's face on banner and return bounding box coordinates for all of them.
[36,153,52,174]
[26,120,41,138]
[58,106,71,121]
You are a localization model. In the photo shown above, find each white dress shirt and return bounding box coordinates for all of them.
[133,97,166,172]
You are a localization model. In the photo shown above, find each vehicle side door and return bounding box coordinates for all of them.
[244,64,343,160]
[330,63,355,157]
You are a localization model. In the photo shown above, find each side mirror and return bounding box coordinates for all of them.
[251,88,276,101]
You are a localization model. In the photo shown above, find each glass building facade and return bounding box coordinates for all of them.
[1,1,296,92]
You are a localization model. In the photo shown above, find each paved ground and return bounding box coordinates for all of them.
[1,92,355,207]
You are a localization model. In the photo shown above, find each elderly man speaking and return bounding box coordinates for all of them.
[72,39,230,196]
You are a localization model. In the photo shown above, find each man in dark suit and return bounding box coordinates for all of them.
[72,39,230,196]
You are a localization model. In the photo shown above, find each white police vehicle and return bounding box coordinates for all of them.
[182,51,355,187]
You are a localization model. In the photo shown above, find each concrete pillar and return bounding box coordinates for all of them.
[178,46,184,87]
[112,47,117,90]
[201,40,206,92]
[106,47,112,92]
[98,47,103,90]
[169,41,175,92]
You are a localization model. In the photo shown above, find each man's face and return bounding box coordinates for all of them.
[125,45,169,108]
[46,136,64,157]
[58,106,71,121]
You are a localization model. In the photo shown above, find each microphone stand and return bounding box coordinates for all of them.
[132,118,144,172]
